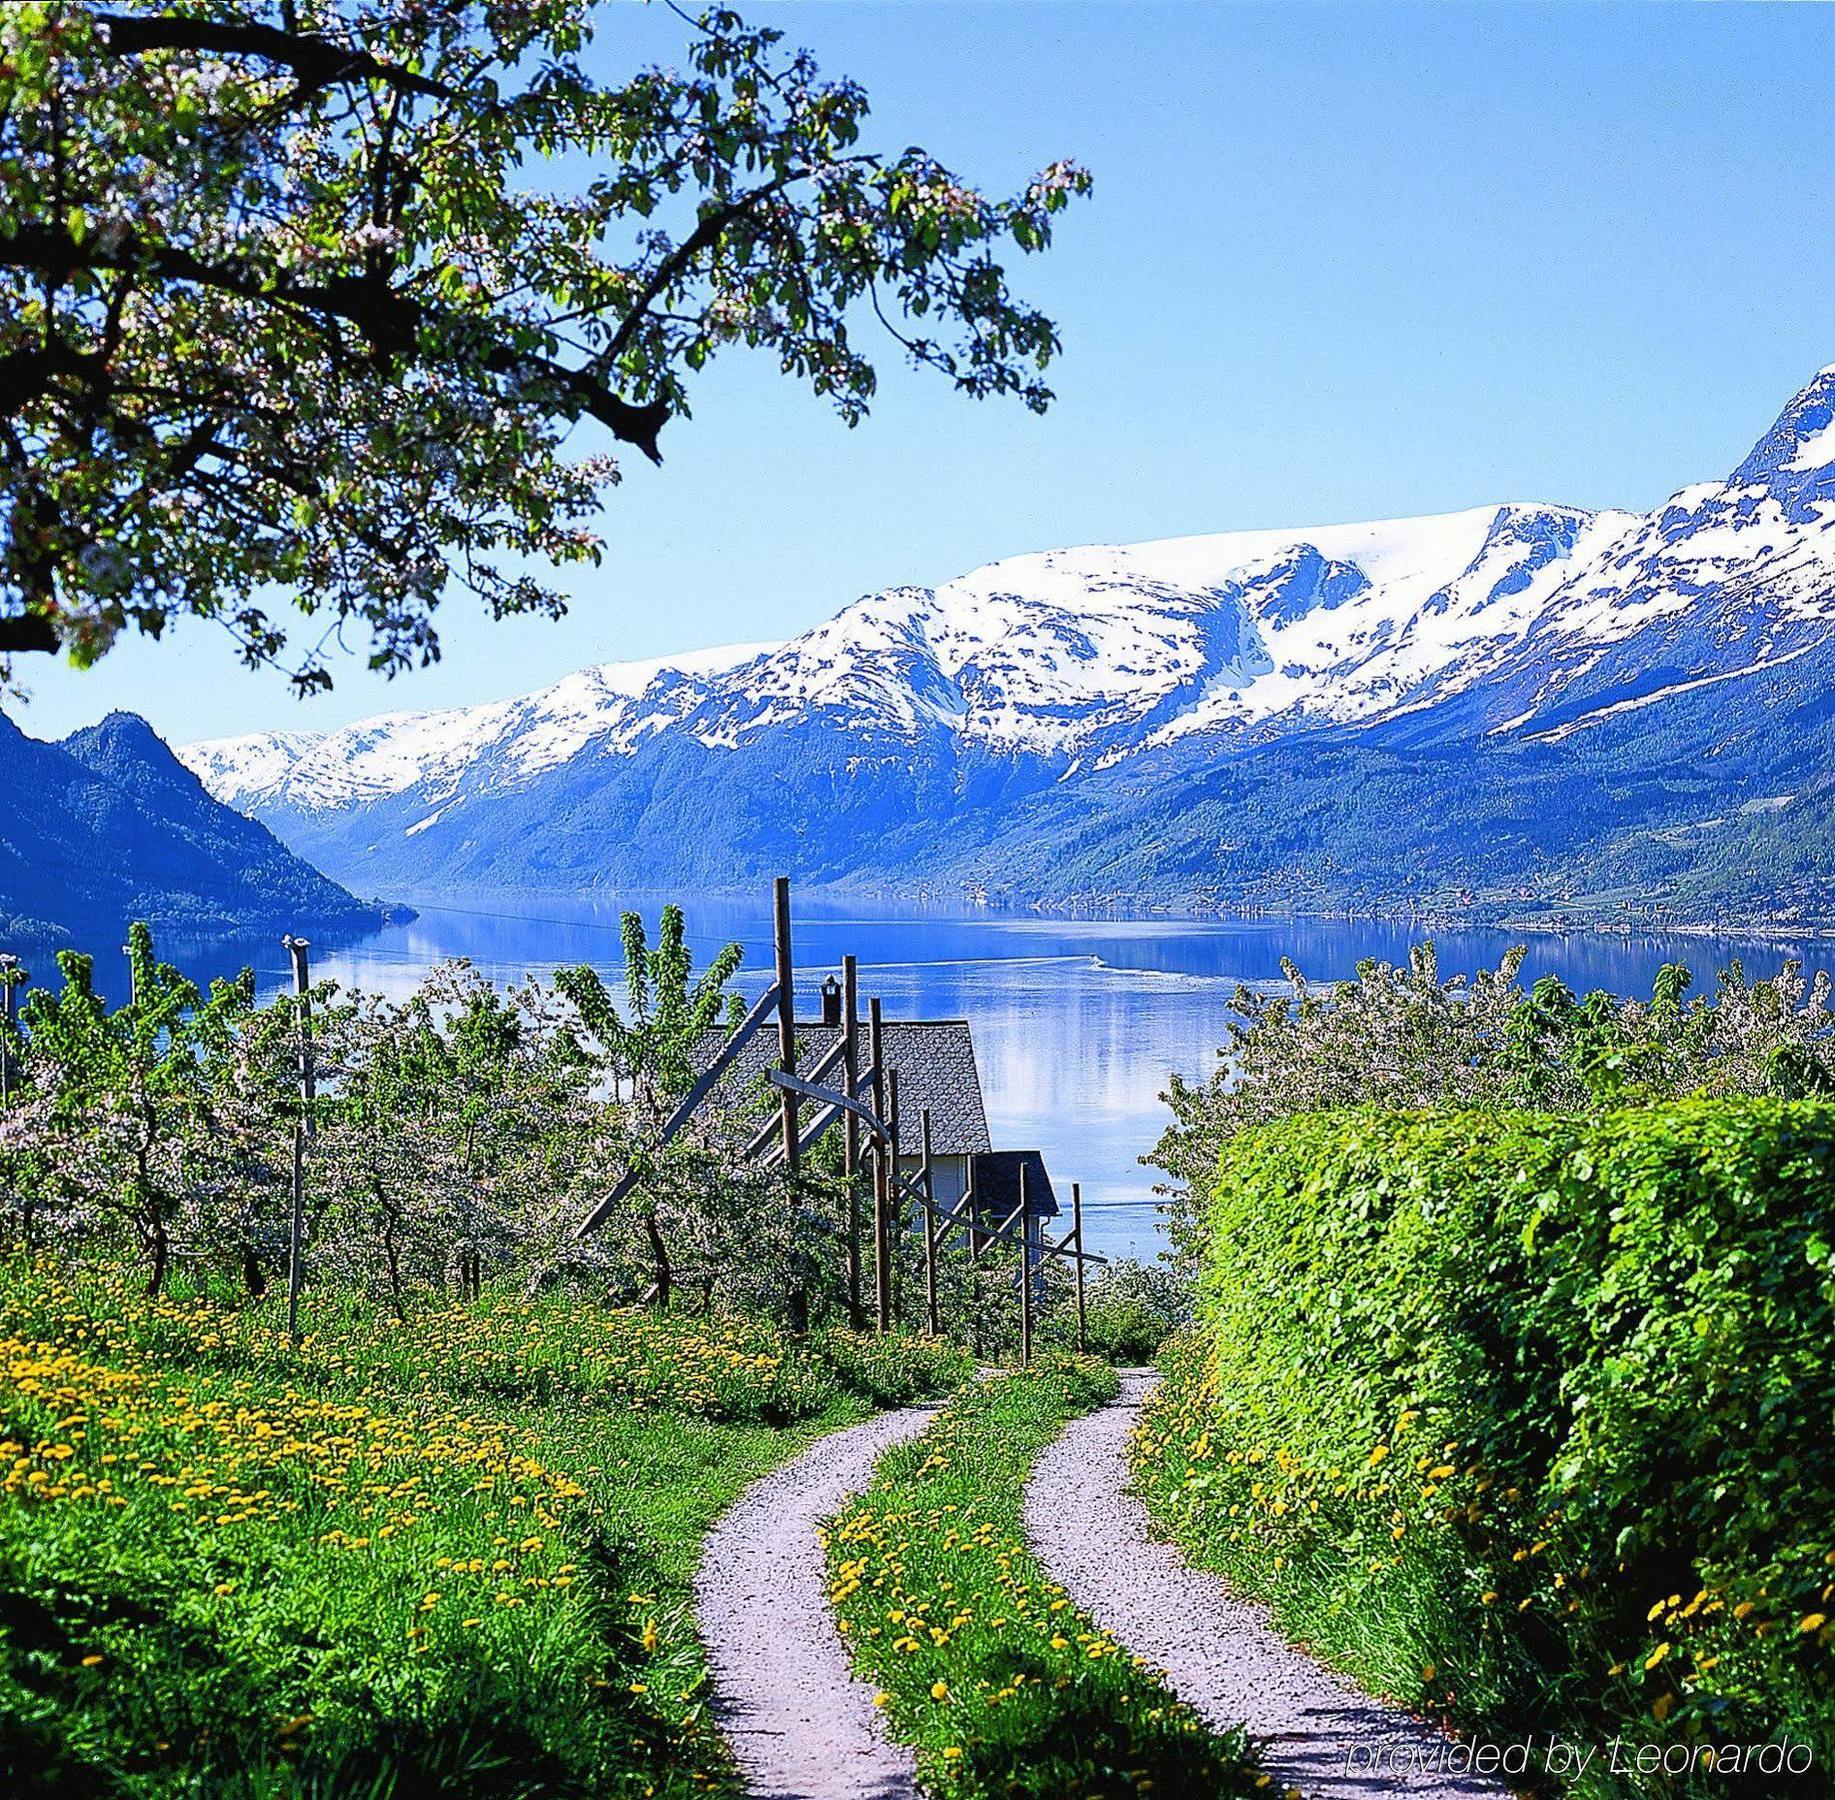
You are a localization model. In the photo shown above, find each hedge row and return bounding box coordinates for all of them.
[1133,1099,1834,1792]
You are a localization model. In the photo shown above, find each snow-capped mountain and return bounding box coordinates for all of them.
[186,641,778,818]
[182,367,1835,922]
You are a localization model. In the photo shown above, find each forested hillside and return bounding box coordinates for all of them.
[0,711,394,943]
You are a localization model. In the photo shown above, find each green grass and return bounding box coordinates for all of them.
[0,1257,968,1797]
[824,1356,1264,1798]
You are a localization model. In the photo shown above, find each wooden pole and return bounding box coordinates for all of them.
[282,935,315,1347]
[773,878,808,1332]
[1072,1181,1087,1354]
[968,1176,981,1360]
[1,954,24,1249]
[0,953,21,1107]
[773,877,798,1171]
[870,997,891,1333]
[886,1068,902,1328]
[1018,1160,1033,1366]
[920,1108,939,1337]
[842,955,863,1329]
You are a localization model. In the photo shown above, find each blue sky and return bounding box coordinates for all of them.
[20,0,1835,745]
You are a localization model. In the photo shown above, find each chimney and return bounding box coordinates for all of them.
[819,973,843,1028]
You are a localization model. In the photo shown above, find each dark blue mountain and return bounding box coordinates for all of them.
[0,709,397,945]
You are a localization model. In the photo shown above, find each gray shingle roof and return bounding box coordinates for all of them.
[691,1018,992,1156]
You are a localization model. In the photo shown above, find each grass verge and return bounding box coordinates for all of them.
[824,1354,1264,1798]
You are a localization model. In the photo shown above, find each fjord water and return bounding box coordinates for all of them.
[144,893,1830,1263]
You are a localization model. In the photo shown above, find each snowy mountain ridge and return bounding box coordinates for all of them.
[186,500,1643,804]
[178,366,1835,920]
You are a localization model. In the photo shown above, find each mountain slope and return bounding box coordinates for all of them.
[0,711,396,943]
[181,368,1835,925]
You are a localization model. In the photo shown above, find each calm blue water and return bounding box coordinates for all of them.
[51,893,1835,1261]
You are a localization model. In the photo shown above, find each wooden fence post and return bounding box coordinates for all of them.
[1018,1160,1032,1367]
[0,953,21,1108]
[1,954,25,1249]
[886,1067,901,1328]
[1072,1181,1087,1354]
[968,1177,982,1359]
[773,877,798,1171]
[281,935,315,1347]
[773,878,809,1332]
[842,955,863,1329]
[870,997,891,1333]
[921,1108,939,1337]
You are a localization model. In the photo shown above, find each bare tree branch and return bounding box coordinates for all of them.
[93,13,455,101]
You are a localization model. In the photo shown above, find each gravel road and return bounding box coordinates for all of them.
[695,1403,941,1800]
[1025,1371,1508,1798]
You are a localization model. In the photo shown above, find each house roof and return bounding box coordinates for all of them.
[970,1149,1060,1221]
[691,1018,993,1157]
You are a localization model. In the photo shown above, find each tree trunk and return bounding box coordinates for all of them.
[135,1107,165,1297]
[641,1207,671,1311]
[382,1203,406,1322]
[147,1216,169,1298]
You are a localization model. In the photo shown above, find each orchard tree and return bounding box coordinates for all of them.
[555,904,744,1307]
[20,920,256,1292]
[1152,944,1835,1268]
[308,968,588,1312]
[0,0,1090,688]
[310,986,445,1315]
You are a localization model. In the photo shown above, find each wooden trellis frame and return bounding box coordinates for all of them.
[573,876,1106,1353]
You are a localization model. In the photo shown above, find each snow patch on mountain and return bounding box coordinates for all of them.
[181,641,777,813]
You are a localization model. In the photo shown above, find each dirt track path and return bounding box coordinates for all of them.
[1025,1371,1507,1798]
[695,1403,940,1800]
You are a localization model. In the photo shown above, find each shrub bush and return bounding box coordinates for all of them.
[1134,1099,1835,1793]
[1077,1258,1192,1362]
[809,1326,974,1409]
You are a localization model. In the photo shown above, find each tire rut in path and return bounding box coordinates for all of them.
[695,1402,940,1800]
[1025,1371,1508,1799]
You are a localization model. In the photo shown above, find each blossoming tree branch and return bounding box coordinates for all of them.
[0,0,1089,689]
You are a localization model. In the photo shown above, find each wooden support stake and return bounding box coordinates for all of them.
[843,955,863,1329]
[0,953,21,1108]
[1,953,25,1249]
[887,1067,902,1328]
[282,935,315,1347]
[773,877,798,1172]
[746,1036,849,1162]
[772,877,808,1333]
[1018,1160,1033,1367]
[870,997,891,1333]
[575,979,781,1238]
[974,1200,1025,1263]
[1072,1182,1087,1354]
[921,1108,939,1338]
[969,1185,982,1360]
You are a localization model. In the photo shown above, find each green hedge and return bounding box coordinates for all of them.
[1133,1099,1835,1791]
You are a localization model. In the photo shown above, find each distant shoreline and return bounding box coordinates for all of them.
[368,879,1835,954]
